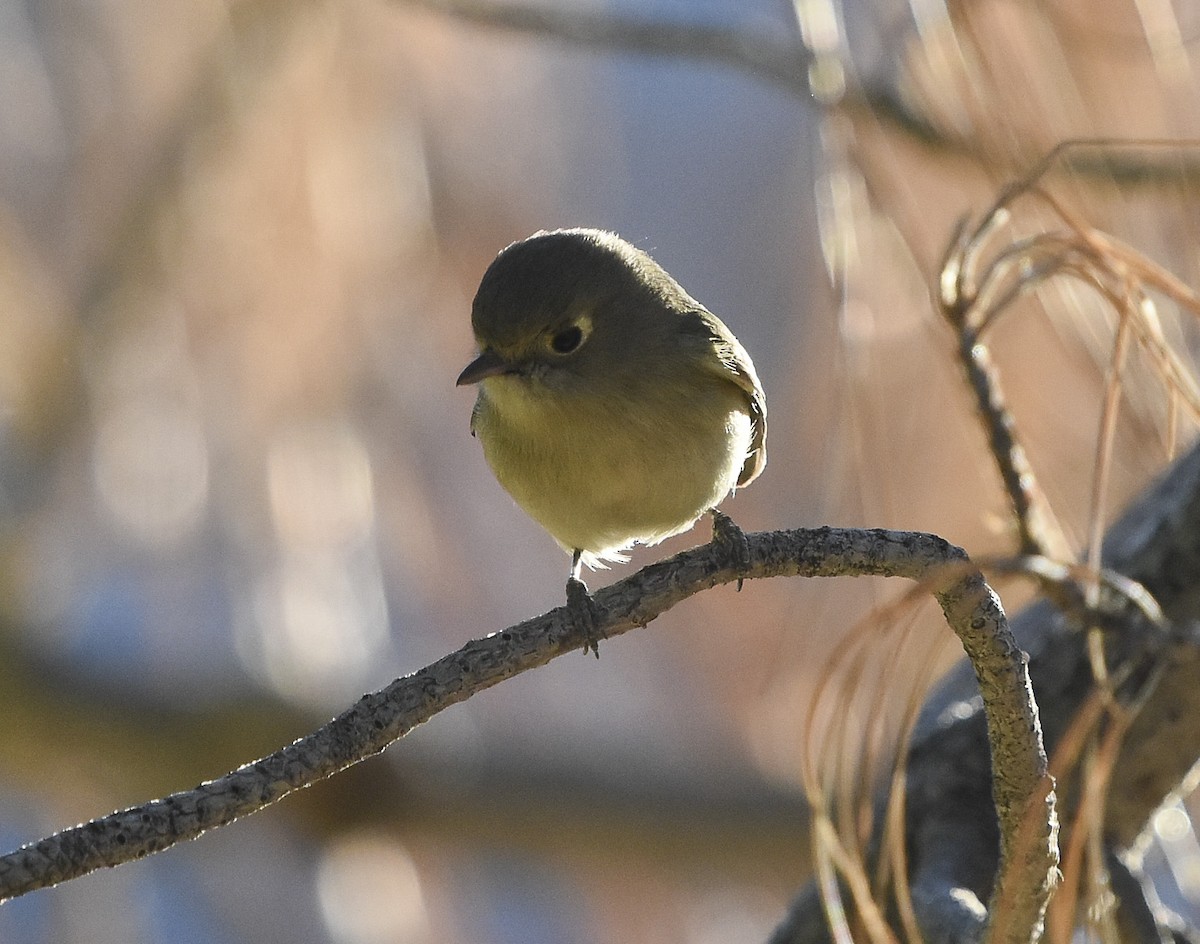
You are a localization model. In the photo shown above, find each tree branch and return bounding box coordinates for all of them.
[396,0,1200,185]
[773,441,1200,944]
[397,0,811,93]
[0,526,1052,942]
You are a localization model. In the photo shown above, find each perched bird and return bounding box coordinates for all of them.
[457,228,766,654]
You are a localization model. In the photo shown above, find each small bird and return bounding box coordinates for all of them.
[457,228,766,654]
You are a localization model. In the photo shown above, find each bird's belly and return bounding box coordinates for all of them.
[476,389,752,563]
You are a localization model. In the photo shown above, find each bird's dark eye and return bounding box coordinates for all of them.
[550,325,584,354]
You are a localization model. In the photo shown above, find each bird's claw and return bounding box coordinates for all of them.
[711,510,751,590]
[566,576,603,658]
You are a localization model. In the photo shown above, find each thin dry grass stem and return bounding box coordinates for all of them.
[959,143,1200,315]
[802,628,881,940]
[1083,292,1135,691]
[855,606,931,905]
[802,565,986,944]
[816,815,900,944]
[897,144,1199,944]
[1167,388,1181,458]
[801,591,924,813]
[858,597,970,944]
[1087,289,1134,567]
[880,645,947,944]
[846,635,901,842]
[1083,740,1124,944]
[935,552,1163,943]
[1034,207,1200,434]
[883,760,922,944]
[986,556,1167,723]
[857,607,934,847]
[1081,726,1128,944]
[967,212,1192,701]
[981,557,1133,617]
[803,551,1139,943]
[987,556,1165,632]
[808,645,912,944]
[802,605,903,934]
[1044,691,1110,944]
[800,600,901,936]
[1050,787,1090,944]
[1084,626,1113,708]
[833,649,874,867]
[814,833,858,944]
[1050,716,1133,944]
[983,771,1059,944]
[942,144,1200,665]
[1038,639,1156,944]
[1027,180,1200,308]
[801,614,873,804]
[940,223,1073,563]
[988,546,1171,722]
[978,170,1200,429]
[801,591,904,748]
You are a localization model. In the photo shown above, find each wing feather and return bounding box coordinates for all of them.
[679,309,767,487]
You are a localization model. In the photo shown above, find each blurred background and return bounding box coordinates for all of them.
[1,0,1200,941]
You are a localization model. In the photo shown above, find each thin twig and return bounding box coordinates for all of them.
[940,225,1072,561]
[398,0,1200,185]
[398,0,812,92]
[0,525,1055,944]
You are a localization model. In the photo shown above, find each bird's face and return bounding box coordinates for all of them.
[456,229,681,402]
[455,306,598,393]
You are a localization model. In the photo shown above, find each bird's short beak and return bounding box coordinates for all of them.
[456,349,513,386]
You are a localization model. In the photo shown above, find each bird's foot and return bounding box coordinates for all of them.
[566,576,603,658]
[711,510,751,591]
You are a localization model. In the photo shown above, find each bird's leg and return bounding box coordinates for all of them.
[710,509,751,591]
[566,549,603,658]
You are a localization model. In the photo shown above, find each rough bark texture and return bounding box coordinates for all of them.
[0,526,1053,931]
[772,442,1200,944]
